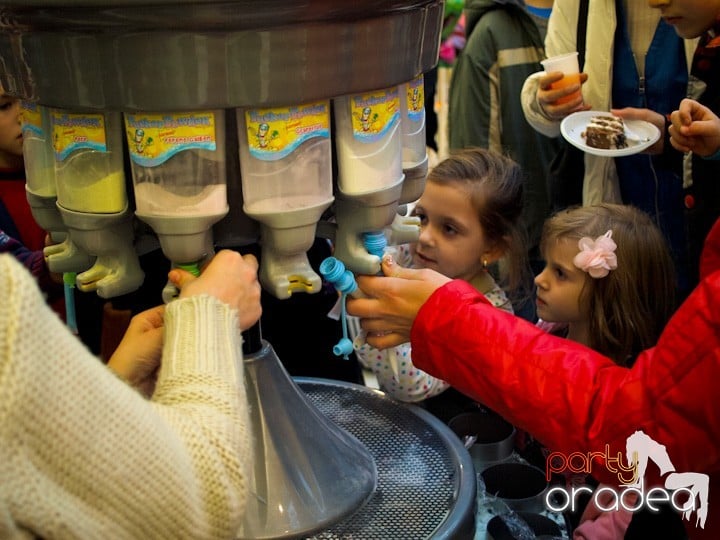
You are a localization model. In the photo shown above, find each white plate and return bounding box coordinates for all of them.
[560,110,661,157]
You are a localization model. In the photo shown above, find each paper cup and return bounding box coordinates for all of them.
[541,51,579,74]
[541,52,582,105]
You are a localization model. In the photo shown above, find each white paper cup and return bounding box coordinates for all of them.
[540,52,582,105]
[541,51,579,75]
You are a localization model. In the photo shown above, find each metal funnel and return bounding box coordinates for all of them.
[238,329,377,539]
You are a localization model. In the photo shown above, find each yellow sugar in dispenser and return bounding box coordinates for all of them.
[21,101,94,274]
[51,109,143,298]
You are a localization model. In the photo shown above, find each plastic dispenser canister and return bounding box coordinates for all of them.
[21,101,93,273]
[53,110,127,214]
[398,74,429,203]
[126,110,229,288]
[332,87,404,275]
[387,75,429,247]
[51,109,143,297]
[237,101,334,299]
[23,103,59,199]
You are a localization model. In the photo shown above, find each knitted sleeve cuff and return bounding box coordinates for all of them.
[160,295,242,382]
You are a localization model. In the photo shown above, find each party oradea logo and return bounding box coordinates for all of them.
[544,430,709,529]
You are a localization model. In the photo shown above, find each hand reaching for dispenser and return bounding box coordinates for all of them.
[169,249,263,332]
[347,255,451,350]
[108,250,262,396]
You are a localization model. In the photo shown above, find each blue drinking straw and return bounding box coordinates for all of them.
[63,272,78,335]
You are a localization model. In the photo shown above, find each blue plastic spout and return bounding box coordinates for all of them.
[362,231,387,259]
[319,257,358,296]
[320,256,361,360]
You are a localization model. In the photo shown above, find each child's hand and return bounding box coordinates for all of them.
[669,98,720,157]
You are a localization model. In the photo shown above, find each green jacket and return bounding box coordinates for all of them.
[449,0,559,253]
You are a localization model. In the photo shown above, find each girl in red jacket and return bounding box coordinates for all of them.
[348,219,720,539]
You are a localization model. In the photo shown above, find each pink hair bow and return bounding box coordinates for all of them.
[573,230,617,278]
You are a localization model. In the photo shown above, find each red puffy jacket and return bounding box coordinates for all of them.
[411,219,720,540]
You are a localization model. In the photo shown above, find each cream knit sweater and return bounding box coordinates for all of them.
[0,254,251,539]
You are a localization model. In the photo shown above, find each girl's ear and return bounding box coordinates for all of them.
[482,236,510,265]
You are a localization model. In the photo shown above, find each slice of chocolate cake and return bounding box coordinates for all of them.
[582,115,628,150]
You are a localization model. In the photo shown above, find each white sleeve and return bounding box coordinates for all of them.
[0,254,250,540]
[521,72,562,138]
[520,0,580,139]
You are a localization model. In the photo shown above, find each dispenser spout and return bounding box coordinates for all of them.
[59,207,145,298]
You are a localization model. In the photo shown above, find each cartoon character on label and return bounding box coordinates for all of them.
[410,86,421,112]
[255,122,275,149]
[133,129,146,154]
[357,107,376,132]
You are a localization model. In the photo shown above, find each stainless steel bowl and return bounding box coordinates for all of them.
[448,411,516,469]
[481,462,549,513]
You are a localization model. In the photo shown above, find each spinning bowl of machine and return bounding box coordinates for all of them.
[0,1,477,538]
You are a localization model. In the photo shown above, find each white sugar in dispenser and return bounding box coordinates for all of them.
[399,74,429,203]
[332,87,405,275]
[52,109,143,298]
[124,110,229,301]
[388,75,429,246]
[237,101,334,299]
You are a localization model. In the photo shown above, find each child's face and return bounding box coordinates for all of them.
[648,0,720,39]
[0,94,22,159]
[534,238,589,324]
[411,180,491,282]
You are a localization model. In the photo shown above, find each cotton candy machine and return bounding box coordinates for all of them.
[0,1,477,537]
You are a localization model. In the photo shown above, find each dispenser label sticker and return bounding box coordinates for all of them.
[244,101,330,161]
[21,101,44,138]
[349,88,400,143]
[405,76,425,122]
[124,112,217,167]
[51,111,107,161]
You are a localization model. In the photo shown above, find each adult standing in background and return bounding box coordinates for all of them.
[521,0,697,299]
[448,0,559,321]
